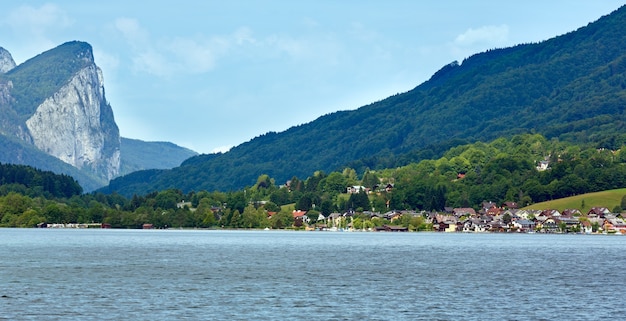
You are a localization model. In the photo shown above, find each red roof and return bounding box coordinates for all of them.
[292,210,307,218]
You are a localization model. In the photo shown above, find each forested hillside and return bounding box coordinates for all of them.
[5,134,626,228]
[103,5,626,196]
[0,162,82,198]
[120,138,198,175]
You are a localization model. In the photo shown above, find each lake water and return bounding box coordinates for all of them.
[1,229,624,320]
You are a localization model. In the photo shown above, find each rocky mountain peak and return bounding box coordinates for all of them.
[1,41,120,184]
[0,46,16,73]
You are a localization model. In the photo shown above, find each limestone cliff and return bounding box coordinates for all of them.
[0,41,121,185]
[1,41,195,191]
[25,63,121,181]
[0,47,16,73]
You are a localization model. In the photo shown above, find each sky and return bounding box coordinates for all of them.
[1,1,624,154]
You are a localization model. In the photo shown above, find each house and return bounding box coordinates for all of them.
[557,217,581,232]
[487,207,503,216]
[561,209,582,217]
[511,219,536,232]
[462,218,488,232]
[453,208,476,217]
[375,225,408,232]
[383,210,402,221]
[503,202,519,209]
[482,201,497,212]
[539,217,559,233]
[540,209,561,217]
[604,217,626,234]
[588,207,611,218]
[434,214,457,232]
[580,220,593,234]
[292,210,309,223]
[347,186,366,194]
[327,212,343,227]
[487,221,504,232]
[537,160,550,171]
[176,201,192,209]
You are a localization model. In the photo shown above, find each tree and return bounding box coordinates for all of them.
[319,199,335,216]
[362,170,379,190]
[305,171,326,192]
[154,189,181,210]
[263,201,280,213]
[227,191,247,214]
[612,205,622,215]
[270,209,293,229]
[502,213,512,225]
[230,210,242,228]
[342,168,358,186]
[296,192,320,211]
[348,190,370,211]
[269,188,290,206]
[323,172,347,194]
[241,205,262,228]
[197,198,217,227]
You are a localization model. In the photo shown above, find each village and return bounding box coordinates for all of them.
[294,200,626,234]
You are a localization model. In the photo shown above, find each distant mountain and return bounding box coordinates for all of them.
[102,5,626,197]
[120,138,197,174]
[0,41,120,190]
[0,42,197,191]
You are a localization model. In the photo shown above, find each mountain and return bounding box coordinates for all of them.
[0,41,196,191]
[0,47,16,73]
[0,41,120,190]
[102,5,626,197]
[120,138,198,174]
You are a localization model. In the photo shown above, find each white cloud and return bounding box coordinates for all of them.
[114,18,149,45]
[1,4,72,62]
[454,24,509,47]
[132,50,171,77]
[166,37,219,74]
[6,4,72,35]
[114,19,261,77]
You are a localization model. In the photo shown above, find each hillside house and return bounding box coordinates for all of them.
[347,186,367,194]
[537,160,550,171]
[503,202,519,209]
[176,201,192,209]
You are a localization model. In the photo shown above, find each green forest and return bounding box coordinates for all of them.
[3,134,626,229]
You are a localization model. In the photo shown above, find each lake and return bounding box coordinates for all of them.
[1,229,624,320]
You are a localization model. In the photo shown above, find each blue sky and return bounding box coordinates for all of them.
[1,1,623,154]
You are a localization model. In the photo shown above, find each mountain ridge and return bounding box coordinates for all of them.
[99,4,626,196]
